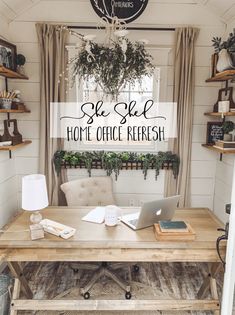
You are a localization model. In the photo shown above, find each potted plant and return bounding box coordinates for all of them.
[222,121,234,141]
[212,31,235,71]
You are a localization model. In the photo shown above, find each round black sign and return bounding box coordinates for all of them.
[90,0,148,24]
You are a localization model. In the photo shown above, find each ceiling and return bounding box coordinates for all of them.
[0,0,234,24]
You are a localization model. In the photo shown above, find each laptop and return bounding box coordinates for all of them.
[120,195,180,230]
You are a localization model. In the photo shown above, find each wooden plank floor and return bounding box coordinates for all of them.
[6,262,223,315]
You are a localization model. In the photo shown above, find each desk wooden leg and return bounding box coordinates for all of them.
[10,278,21,315]
[198,263,222,299]
[210,277,220,315]
[197,263,222,315]
[8,262,33,299]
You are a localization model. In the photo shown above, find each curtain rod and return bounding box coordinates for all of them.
[67,26,175,31]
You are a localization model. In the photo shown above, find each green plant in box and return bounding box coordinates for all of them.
[53,150,180,180]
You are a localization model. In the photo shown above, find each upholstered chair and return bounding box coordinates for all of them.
[61,176,134,300]
[60,176,115,207]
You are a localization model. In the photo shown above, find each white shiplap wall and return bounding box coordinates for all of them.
[0,0,230,222]
[0,16,18,227]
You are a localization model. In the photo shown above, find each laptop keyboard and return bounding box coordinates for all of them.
[128,219,138,227]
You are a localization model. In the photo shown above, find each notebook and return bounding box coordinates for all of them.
[81,207,106,224]
[159,220,188,233]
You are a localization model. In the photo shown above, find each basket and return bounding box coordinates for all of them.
[0,275,12,315]
[0,98,12,110]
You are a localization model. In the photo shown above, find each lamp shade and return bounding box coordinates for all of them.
[22,174,49,211]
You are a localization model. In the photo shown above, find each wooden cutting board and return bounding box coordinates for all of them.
[154,222,196,241]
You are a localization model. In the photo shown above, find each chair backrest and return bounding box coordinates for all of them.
[60,176,115,206]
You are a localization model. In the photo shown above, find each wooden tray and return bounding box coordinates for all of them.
[154,223,196,241]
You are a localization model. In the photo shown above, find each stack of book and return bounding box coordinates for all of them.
[154,220,196,241]
[214,140,235,150]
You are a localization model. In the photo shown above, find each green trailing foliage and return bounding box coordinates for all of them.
[53,151,180,181]
[71,38,155,97]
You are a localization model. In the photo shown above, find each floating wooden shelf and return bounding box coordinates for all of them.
[0,108,30,113]
[204,111,235,117]
[0,140,32,151]
[202,144,235,154]
[0,65,28,80]
[206,70,235,82]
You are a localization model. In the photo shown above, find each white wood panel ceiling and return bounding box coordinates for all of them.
[0,0,234,23]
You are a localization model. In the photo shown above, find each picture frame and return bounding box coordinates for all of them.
[0,38,17,71]
[206,121,224,145]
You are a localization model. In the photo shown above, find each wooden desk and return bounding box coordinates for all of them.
[0,207,226,314]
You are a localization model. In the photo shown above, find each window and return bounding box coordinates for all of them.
[65,47,161,152]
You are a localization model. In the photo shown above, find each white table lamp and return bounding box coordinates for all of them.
[22,174,49,224]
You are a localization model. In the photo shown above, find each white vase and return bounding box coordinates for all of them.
[217,49,234,72]
[223,133,232,141]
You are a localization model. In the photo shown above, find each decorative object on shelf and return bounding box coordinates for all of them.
[222,120,234,141]
[22,174,49,224]
[53,150,180,181]
[16,54,26,75]
[90,0,149,24]
[213,87,235,112]
[0,90,16,109]
[1,119,22,145]
[66,17,155,97]
[0,39,17,71]
[218,100,230,118]
[0,98,11,110]
[212,31,235,67]
[206,121,224,145]
[11,90,26,111]
[216,49,234,72]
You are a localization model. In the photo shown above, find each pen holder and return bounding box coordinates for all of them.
[0,98,12,110]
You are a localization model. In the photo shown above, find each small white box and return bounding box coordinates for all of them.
[218,101,230,113]
[30,224,44,240]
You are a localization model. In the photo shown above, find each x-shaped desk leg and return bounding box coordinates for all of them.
[198,263,222,315]
[8,262,33,299]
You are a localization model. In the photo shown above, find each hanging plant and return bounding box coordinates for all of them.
[67,19,155,97]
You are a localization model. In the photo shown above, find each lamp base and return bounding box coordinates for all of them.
[30,211,42,224]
